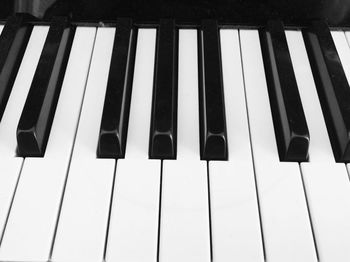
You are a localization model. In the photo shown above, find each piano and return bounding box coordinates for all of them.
[0,0,349,261]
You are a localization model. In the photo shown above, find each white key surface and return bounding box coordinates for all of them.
[123,29,156,160]
[240,30,317,262]
[287,30,350,261]
[208,29,264,262]
[333,31,350,92]
[106,160,160,262]
[335,30,350,175]
[106,29,161,262]
[159,29,210,262]
[344,30,350,179]
[0,26,48,239]
[175,31,201,161]
[51,27,116,262]
[0,27,96,261]
[0,25,3,34]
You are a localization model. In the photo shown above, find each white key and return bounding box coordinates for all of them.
[208,29,264,262]
[345,31,350,56]
[240,30,317,262]
[0,27,96,261]
[335,31,350,170]
[159,30,210,262]
[344,30,350,177]
[0,25,3,34]
[333,31,350,91]
[289,29,350,261]
[51,28,116,262]
[0,26,48,239]
[106,29,161,262]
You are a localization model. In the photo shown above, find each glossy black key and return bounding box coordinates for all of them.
[198,20,228,160]
[260,20,310,162]
[97,18,137,158]
[17,17,74,157]
[303,21,350,162]
[149,19,178,159]
[0,14,32,121]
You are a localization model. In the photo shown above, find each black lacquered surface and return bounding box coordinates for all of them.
[260,20,309,162]
[42,0,350,27]
[303,21,350,163]
[1,0,350,27]
[97,18,137,159]
[198,20,227,161]
[0,14,32,122]
[0,0,13,21]
[149,19,178,159]
[17,17,74,157]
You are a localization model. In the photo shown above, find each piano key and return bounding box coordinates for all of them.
[17,17,75,157]
[159,29,210,262]
[333,31,350,110]
[0,27,96,262]
[106,29,161,262]
[342,30,350,200]
[0,25,48,242]
[331,29,350,172]
[51,28,116,262]
[0,15,32,121]
[303,21,350,162]
[208,29,264,262]
[198,20,228,160]
[149,19,178,159]
[260,20,309,162]
[240,30,317,262]
[286,30,350,261]
[97,18,137,158]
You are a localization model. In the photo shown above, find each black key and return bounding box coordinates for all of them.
[198,20,228,160]
[260,20,310,162]
[0,14,32,121]
[97,18,137,158]
[149,19,178,159]
[303,21,350,162]
[17,17,75,157]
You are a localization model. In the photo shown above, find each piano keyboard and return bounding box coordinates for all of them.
[0,17,350,262]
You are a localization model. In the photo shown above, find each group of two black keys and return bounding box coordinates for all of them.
[1,14,350,162]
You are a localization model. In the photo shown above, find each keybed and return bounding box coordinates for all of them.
[0,16,349,261]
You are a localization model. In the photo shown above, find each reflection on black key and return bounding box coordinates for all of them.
[0,15,32,121]
[17,17,74,157]
[260,20,309,162]
[97,18,137,158]
[303,21,350,162]
[149,19,178,159]
[198,20,228,160]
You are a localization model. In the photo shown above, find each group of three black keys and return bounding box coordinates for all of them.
[0,14,349,163]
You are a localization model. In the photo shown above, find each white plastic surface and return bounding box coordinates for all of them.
[333,31,350,96]
[336,31,350,178]
[106,160,160,262]
[344,30,350,182]
[123,29,156,160]
[287,30,350,261]
[106,29,161,262]
[0,27,97,262]
[0,26,48,239]
[239,30,317,262]
[159,30,210,262]
[208,29,264,262]
[161,160,210,262]
[175,30,201,161]
[51,28,116,262]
